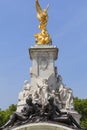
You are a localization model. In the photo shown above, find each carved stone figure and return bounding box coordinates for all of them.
[18,80,30,102]
[17,80,32,112]
[33,91,41,103]
[49,90,62,109]
[36,78,50,105]
[65,87,74,110]
[57,75,74,110]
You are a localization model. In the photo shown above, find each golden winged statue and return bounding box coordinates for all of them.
[34,0,52,45]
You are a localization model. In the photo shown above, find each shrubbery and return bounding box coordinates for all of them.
[74,97,87,130]
[0,104,16,127]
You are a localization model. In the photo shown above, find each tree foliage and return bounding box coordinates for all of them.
[74,97,87,130]
[0,104,16,127]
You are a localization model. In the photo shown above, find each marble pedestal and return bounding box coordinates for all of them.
[29,45,58,87]
[13,123,79,130]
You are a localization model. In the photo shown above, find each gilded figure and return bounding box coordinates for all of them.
[34,0,51,44]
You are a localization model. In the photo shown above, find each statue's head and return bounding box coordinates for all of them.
[57,75,62,82]
[52,90,55,94]
[26,97,32,104]
[24,80,29,85]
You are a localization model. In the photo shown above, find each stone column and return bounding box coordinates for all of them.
[29,45,58,87]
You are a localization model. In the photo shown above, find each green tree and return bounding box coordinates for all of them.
[0,104,16,127]
[0,110,6,127]
[74,97,87,130]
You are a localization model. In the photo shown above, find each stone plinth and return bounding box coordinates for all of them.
[13,123,77,130]
[29,45,58,92]
[29,45,58,80]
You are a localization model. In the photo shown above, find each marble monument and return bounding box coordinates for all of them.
[17,0,81,125]
[0,0,82,130]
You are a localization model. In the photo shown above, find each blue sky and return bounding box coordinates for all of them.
[0,0,87,109]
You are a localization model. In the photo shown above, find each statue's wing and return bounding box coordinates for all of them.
[45,4,50,12]
[36,0,43,15]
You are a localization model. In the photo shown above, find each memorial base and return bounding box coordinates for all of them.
[13,123,79,130]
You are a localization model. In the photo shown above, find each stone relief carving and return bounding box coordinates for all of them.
[39,57,48,71]
[30,67,37,78]
[17,73,74,113]
[57,75,74,110]
[35,78,50,105]
[16,71,80,124]
[17,80,31,108]
[18,80,30,101]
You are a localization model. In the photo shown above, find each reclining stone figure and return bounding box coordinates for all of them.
[0,97,37,130]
